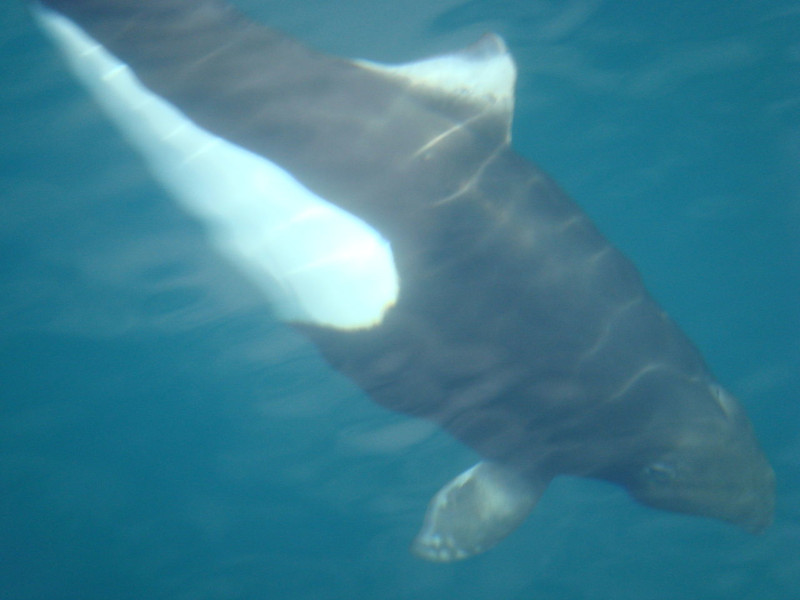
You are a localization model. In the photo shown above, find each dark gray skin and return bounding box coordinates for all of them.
[37,0,774,549]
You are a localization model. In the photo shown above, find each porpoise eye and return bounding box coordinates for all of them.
[643,462,676,484]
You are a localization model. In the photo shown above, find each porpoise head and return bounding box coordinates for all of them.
[622,379,775,533]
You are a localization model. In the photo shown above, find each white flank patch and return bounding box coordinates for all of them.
[35,7,399,330]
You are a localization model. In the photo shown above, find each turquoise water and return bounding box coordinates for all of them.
[2,1,798,598]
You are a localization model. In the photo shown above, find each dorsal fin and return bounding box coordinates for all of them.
[355,34,516,134]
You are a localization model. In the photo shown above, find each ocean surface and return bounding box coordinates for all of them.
[1,1,798,598]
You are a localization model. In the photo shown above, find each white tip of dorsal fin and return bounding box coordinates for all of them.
[355,33,516,119]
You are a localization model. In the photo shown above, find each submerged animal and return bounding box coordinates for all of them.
[33,0,774,561]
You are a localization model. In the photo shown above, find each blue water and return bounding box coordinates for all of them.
[2,1,798,598]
